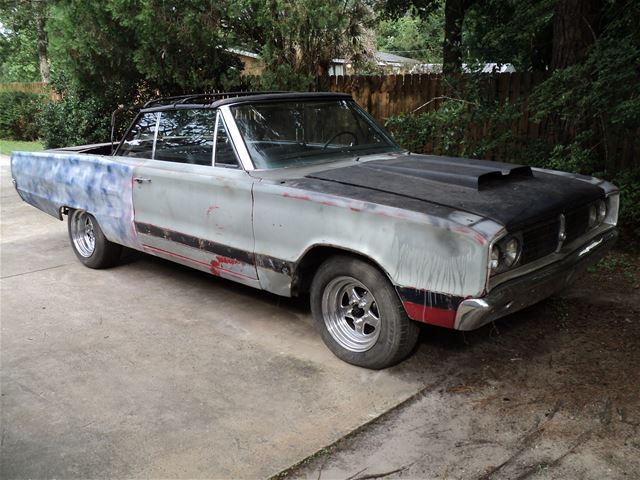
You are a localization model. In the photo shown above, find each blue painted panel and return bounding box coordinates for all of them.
[10,151,141,249]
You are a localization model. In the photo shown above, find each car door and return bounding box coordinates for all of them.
[126,108,259,287]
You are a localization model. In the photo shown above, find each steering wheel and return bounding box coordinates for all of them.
[322,131,357,149]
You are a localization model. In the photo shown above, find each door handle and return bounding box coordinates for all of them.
[134,177,152,184]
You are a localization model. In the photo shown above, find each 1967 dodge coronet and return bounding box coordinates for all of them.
[11,92,619,369]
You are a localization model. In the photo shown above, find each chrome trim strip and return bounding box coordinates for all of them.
[212,111,220,166]
[556,213,566,252]
[151,112,161,160]
[578,237,603,257]
[220,105,255,171]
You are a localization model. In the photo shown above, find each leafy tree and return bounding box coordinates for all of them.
[550,0,602,70]
[376,6,443,63]
[0,0,50,82]
[41,0,245,147]
[233,0,375,90]
[462,0,555,71]
[378,0,478,73]
[110,1,242,93]
[530,2,640,173]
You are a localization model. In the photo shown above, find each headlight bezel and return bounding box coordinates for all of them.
[588,198,608,229]
[490,234,522,276]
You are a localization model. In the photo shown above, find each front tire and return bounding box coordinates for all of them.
[310,255,420,369]
[67,209,122,269]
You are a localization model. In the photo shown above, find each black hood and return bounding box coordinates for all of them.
[304,154,605,230]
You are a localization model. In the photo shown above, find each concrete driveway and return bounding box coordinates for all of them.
[0,154,424,478]
[4,153,638,480]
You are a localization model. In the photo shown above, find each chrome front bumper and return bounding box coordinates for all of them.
[454,227,618,331]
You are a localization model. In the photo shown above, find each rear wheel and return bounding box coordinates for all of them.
[310,255,420,369]
[67,209,122,268]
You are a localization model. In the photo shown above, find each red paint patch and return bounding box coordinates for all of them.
[320,200,337,207]
[349,207,362,212]
[210,255,241,276]
[473,232,487,245]
[141,244,254,280]
[206,205,219,216]
[282,192,312,201]
[454,226,487,246]
[402,301,456,329]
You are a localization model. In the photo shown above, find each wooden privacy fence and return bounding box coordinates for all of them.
[0,82,59,99]
[323,72,549,122]
[322,72,639,170]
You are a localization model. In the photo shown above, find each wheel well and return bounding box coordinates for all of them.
[292,246,391,296]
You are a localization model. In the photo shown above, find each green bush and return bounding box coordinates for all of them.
[608,169,640,248]
[39,84,112,149]
[384,96,538,162]
[0,91,46,141]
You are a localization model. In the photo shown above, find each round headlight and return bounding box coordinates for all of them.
[504,238,520,267]
[490,244,501,271]
[596,199,607,224]
[588,204,597,228]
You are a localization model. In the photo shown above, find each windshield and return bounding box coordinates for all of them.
[230,99,401,169]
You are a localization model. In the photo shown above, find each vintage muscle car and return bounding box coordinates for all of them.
[11,92,619,369]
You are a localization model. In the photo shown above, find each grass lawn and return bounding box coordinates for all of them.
[0,139,44,156]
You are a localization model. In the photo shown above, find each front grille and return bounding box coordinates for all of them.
[521,217,560,264]
[565,204,590,243]
[519,204,593,265]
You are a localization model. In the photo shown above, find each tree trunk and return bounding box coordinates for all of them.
[443,0,466,75]
[34,3,49,83]
[551,0,601,70]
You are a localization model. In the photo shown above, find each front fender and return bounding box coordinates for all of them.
[252,183,497,307]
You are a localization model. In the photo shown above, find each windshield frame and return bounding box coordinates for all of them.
[223,98,402,171]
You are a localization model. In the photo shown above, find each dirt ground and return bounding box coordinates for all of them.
[279,252,640,480]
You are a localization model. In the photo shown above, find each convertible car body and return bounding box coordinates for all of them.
[11,92,619,368]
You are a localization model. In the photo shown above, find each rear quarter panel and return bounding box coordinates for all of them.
[10,151,142,249]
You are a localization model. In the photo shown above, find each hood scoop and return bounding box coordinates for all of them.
[354,156,533,190]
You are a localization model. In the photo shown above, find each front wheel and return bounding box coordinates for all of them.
[67,209,122,269]
[310,256,420,369]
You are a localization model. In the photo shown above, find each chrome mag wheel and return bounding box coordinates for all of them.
[69,210,96,257]
[321,276,381,352]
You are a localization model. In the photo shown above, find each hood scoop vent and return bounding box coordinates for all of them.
[356,156,533,190]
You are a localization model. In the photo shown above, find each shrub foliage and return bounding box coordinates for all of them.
[0,92,46,141]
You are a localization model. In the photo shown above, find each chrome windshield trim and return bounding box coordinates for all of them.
[220,105,255,171]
